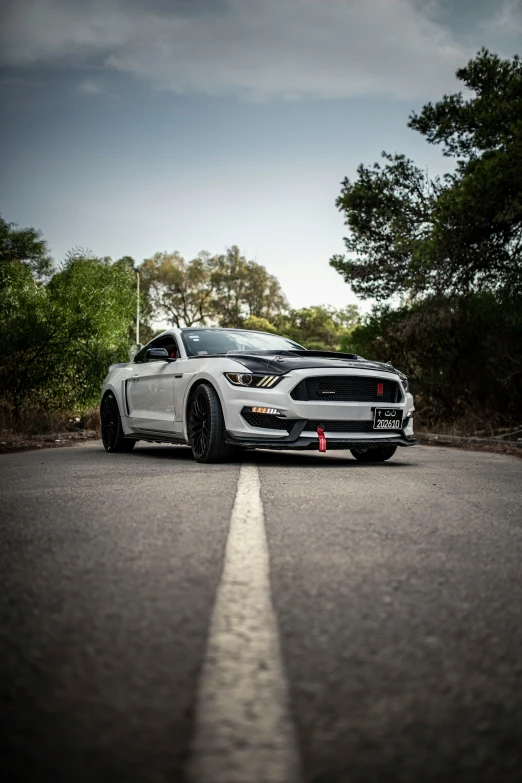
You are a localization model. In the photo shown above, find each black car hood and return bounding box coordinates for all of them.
[223,350,403,377]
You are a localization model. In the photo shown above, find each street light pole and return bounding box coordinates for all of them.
[136,270,140,347]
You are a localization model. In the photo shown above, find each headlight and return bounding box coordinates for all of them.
[401,377,409,393]
[224,373,283,389]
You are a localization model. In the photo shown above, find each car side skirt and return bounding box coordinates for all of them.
[124,432,187,445]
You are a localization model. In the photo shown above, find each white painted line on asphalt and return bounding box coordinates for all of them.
[189,463,301,783]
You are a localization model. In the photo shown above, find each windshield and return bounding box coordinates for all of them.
[181,329,304,357]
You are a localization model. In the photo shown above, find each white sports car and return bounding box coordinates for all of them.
[100,327,416,463]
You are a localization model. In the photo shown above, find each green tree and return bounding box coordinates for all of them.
[140,251,216,328]
[276,305,360,350]
[0,214,54,279]
[0,251,136,419]
[347,291,522,428]
[331,50,522,299]
[115,255,137,272]
[242,315,278,333]
[331,153,440,299]
[140,246,288,330]
[211,246,288,327]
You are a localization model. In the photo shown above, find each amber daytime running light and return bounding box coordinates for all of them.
[224,373,283,388]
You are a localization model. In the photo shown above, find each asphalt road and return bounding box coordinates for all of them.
[1,441,521,783]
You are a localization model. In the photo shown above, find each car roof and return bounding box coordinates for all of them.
[180,326,279,338]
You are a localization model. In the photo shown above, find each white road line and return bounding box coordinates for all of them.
[189,464,301,783]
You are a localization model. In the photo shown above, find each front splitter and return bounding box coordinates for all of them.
[225,433,417,450]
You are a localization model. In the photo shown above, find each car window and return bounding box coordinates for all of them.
[152,335,179,360]
[182,329,304,356]
[133,334,179,363]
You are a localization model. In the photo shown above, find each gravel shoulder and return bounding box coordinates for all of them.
[416,431,522,458]
[0,430,99,454]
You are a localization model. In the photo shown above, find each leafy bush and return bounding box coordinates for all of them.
[0,253,136,422]
[346,291,522,429]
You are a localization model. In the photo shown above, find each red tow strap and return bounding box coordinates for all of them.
[317,426,327,453]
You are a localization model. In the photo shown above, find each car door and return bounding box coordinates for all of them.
[128,335,180,432]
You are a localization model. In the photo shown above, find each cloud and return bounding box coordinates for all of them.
[0,0,513,101]
[0,75,32,87]
[77,79,104,94]
[482,0,522,35]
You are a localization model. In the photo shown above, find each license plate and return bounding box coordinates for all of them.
[373,408,403,430]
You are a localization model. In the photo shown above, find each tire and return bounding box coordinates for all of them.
[188,383,231,463]
[350,445,397,462]
[100,393,135,453]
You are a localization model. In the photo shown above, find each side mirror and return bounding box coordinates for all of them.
[146,347,173,362]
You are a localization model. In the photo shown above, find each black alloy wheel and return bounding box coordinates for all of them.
[350,445,397,462]
[100,393,135,453]
[188,383,231,463]
[189,390,210,460]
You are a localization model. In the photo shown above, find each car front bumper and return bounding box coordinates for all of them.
[216,367,416,450]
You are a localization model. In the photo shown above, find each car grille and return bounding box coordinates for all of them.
[241,411,376,434]
[291,376,400,402]
[302,420,374,433]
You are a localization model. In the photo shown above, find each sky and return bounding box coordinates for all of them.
[1,0,521,310]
